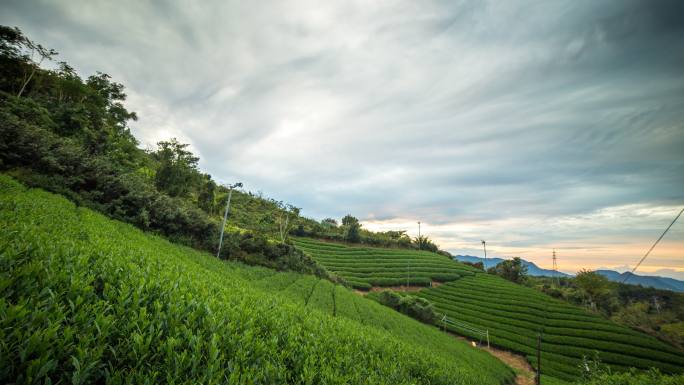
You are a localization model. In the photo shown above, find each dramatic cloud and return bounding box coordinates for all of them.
[2,0,683,275]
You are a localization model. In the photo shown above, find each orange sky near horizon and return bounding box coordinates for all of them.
[361,207,684,278]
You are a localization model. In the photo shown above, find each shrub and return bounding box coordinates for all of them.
[376,290,438,324]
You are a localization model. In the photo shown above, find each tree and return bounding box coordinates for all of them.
[341,214,361,243]
[341,214,358,227]
[321,218,338,228]
[0,26,57,98]
[197,174,217,214]
[153,138,200,197]
[575,269,612,310]
[488,257,528,284]
[414,235,439,252]
[277,203,300,242]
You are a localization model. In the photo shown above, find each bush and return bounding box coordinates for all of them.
[378,290,403,308]
[376,290,438,324]
[581,365,684,385]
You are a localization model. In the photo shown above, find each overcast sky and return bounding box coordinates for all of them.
[2,0,683,277]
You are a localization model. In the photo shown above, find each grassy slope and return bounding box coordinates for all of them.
[292,237,479,289]
[419,274,684,382]
[294,237,684,384]
[0,175,513,385]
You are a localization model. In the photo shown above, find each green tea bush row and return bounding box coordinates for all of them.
[332,285,362,321]
[419,271,684,381]
[292,238,475,288]
[306,279,335,314]
[0,176,515,385]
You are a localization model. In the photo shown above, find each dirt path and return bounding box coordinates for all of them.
[448,332,535,385]
[485,346,535,385]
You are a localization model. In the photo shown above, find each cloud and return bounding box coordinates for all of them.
[2,0,683,270]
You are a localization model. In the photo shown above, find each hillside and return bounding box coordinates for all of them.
[596,270,684,293]
[292,237,480,289]
[455,255,684,292]
[0,175,514,384]
[294,237,684,383]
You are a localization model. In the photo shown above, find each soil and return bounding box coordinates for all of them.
[486,346,536,385]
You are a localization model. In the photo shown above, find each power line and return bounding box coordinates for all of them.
[622,207,683,284]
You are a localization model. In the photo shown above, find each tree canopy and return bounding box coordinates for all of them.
[488,257,528,284]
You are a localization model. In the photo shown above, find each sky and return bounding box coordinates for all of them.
[2,0,683,278]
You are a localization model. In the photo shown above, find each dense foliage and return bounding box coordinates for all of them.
[0,25,333,277]
[0,176,514,384]
[580,368,684,385]
[416,273,684,382]
[292,237,478,289]
[372,290,438,323]
[577,355,684,385]
[487,257,528,284]
[0,26,452,276]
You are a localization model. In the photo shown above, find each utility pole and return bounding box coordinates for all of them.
[216,182,243,258]
[418,221,421,238]
[481,240,487,270]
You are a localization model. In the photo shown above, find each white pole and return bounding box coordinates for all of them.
[216,187,234,258]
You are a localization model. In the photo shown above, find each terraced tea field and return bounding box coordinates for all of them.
[417,273,684,382]
[292,237,684,383]
[0,176,513,385]
[292,237,479,289]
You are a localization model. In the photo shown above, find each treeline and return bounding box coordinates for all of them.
[293,214,449,255]
[0,26,329,277]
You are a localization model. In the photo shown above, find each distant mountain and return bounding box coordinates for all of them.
[453,255,571,278]
[595,270,684,293]
[453,255,684,293]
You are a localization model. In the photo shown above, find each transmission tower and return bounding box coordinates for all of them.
[552,249,559,287]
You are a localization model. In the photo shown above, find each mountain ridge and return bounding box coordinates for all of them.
[454,255,684,292]
[453,255,571,278]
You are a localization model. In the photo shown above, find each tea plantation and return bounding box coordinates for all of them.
[293,236,684,383]
[417,273,684,382]
[0,175,513,385]
[292,237,479,289]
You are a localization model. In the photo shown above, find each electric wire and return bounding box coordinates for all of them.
[622,207,683,284]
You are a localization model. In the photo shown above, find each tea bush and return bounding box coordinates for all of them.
[0,176,513,385]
